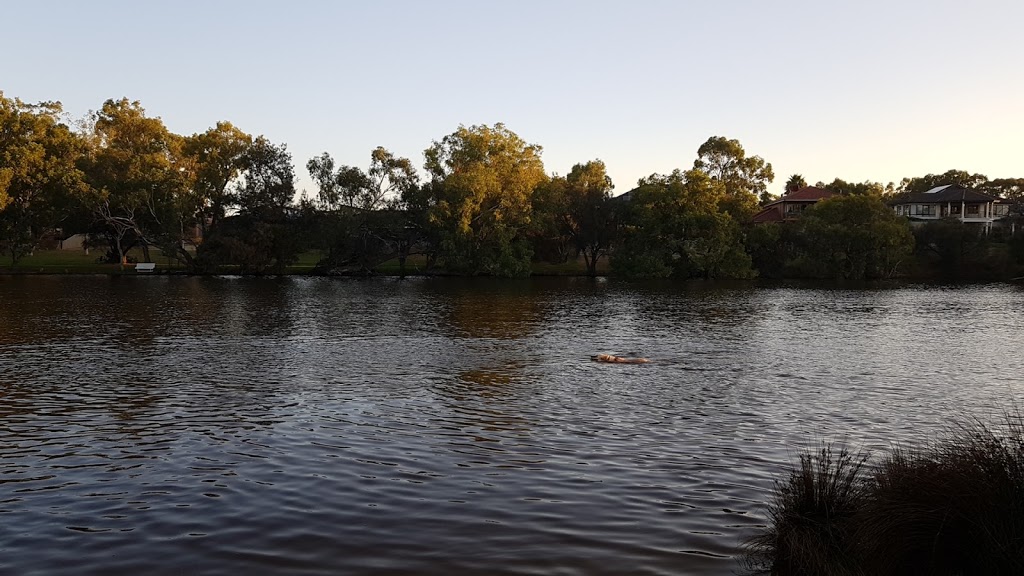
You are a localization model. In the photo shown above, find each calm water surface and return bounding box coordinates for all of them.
[1,276,1023,575]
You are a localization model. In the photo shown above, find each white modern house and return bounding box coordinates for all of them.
[891,185,1010,232]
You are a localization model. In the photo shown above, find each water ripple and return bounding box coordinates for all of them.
[1,277,1023,574]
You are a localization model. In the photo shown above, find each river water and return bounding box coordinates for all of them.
[1,276,1022,575]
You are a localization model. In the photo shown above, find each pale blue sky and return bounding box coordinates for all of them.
[3,0,1021,194]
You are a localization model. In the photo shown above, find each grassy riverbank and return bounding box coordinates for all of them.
[1,250,609,276]
[0,249,323,275]
[745,415,1024,575]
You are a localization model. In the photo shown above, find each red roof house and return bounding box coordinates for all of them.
[751,186,837,223]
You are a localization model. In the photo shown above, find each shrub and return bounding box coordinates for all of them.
[744,444,869,576]
[746,415,1024,575]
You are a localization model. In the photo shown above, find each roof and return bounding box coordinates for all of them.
[895,184,1003,204]
[751,207,784,223]
[751,187,837,224]
[780,186,838,202]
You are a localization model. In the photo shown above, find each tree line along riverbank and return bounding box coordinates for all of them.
[3,92,1024,281]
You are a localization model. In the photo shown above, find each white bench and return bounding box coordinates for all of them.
[135,262,156,273]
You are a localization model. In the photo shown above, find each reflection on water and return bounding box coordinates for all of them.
[1,276,1023,575]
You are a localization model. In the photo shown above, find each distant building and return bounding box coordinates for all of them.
[890,185,1009,233]
[751,186,837,223]
[60,234,89,251]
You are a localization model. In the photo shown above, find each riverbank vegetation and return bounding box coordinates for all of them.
[745,416,1024,575]
[3,91,1023,280]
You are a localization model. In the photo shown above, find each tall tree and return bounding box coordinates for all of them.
[306,147,421,274]
[693,136,774,220]
[793,195,914,279]
[531,160,617,274]
[81,98,181,266]
[368,146,419,210]
[823,178,888,196]
[0,92,87,264]
[423,123,547,276]
[612,169,752,278]
[181,121,252,231]
[196,136,300,273]
[981,178,1024,210]
[898,170,989,195]
[545,160,617,276]
[235,136,295,217]
[307,152,368,211]
[306,146,417,213]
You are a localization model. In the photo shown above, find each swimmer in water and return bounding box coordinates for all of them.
[592,353,650,364]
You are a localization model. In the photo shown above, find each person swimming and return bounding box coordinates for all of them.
[592,353,650,364]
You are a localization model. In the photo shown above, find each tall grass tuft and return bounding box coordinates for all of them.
[745,413,1024,575]
[858,416,1024,575]
[744,443,869,576]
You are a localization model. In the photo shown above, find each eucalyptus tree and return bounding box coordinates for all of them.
[612,168,752,278]
[822,178,888,196]
[793,194,914,279]
[306,152,370,211]
[80,98,183,265]
[197,136,300,273]
[693,136,774,220]
[424,123,547,276]
[539,160,617,276]
[0,93,87,264]
[305,147,421,274]
[235,136,295,217]
[307,146,418,213]
[898,170,990,195]
[181,121,252,231]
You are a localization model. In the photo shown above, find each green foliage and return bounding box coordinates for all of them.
[531,160,617,275]
[195,214,302,274]
[80,98,186,265]
[181,121,252,229]
[744,222,793,279]
[612,169,753,279]
[194,136,302,272]
[0,92,88,264]
[983,178,1024,213]
[235,136,295,218]
[423,123,547,276]
[7,88,1024,279]
[822,178,890,196]
[898,169,990,195]
[693,136,774,221]
[790,195,914,279]
[305,147,421,275]
[912,219,1014,281]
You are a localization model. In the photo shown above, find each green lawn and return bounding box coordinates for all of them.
[2,248,170,274]
[4,249,609,276]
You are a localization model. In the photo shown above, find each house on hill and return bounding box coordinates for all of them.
[751,186,837,223]
[890,185,1009,233]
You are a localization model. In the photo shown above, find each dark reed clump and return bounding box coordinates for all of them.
[744,443,869,576]
[745,414,1024,575]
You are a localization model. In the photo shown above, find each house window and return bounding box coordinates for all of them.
[911,204,936,216]
[966,204,980,216]
[994,205,1010,216]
